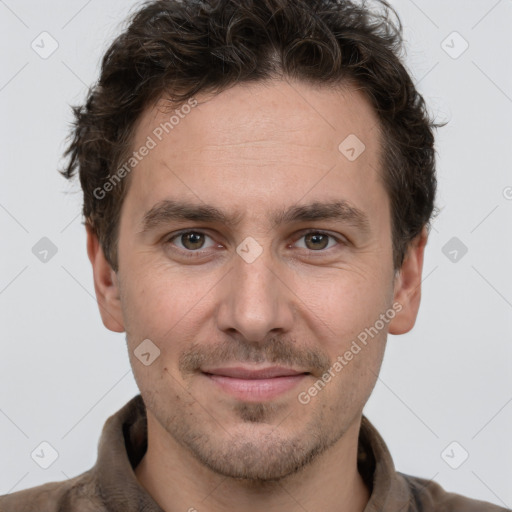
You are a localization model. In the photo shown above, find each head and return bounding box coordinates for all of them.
[62,0,439,482]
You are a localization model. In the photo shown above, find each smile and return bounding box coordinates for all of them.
[201,366,310,401]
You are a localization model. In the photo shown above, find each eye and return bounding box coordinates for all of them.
[293,230,343,251]
[166,230,218,252]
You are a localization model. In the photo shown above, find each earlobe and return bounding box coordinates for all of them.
[388,226,428,335]
[86,224,125,333]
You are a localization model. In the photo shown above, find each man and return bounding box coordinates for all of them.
[0,0,507,511]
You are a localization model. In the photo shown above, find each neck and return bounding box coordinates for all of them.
[134,412,370,512]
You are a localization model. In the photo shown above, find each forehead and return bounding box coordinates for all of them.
[135,79,380,154]
[121,79,385,229]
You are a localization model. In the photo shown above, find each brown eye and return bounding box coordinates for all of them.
[179,232,206,250]
[164,230,221,261]
[292,230,346,254]
[166,231,217,253]
[303,232,330,250]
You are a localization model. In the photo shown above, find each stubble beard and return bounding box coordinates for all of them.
[149,390,349,486]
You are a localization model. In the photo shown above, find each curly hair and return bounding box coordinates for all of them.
[61,0,441,272]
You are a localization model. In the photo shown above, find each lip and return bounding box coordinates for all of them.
[202,366,307,379]
[201,366,309,401]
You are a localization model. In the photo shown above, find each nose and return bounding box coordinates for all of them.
[215,243,295,343]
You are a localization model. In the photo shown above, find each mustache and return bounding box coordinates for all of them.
[179,337,332,377]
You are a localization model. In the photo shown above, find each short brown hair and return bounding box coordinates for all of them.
[61,0,441,272]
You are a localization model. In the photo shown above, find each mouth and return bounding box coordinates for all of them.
[200,366,310,401]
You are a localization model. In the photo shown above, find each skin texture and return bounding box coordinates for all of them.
[87,79,427,512]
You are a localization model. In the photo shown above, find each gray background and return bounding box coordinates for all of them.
[1,0,511,507]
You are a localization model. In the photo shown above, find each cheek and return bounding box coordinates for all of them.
[291,264,393,350]
[301,276,390,409]
[119,261,217,352]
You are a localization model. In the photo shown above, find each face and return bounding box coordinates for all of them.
[89,79,425,482]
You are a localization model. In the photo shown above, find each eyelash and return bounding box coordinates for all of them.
[163,229,346,259]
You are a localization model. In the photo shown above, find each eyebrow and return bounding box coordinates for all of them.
[139,199,371,234]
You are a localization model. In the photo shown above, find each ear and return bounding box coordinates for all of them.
[86,224,125,333]
[388,226,428,335]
